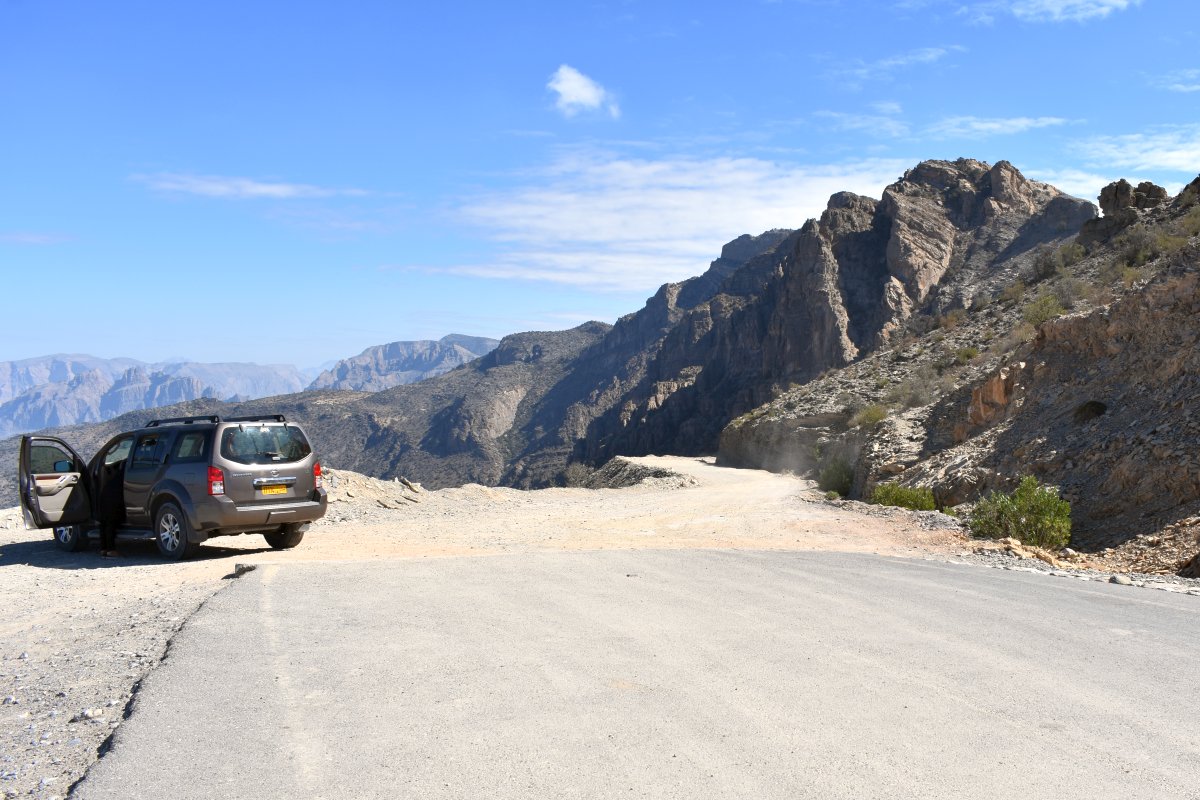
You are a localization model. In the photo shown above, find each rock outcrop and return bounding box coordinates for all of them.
[1079,178,1170,246]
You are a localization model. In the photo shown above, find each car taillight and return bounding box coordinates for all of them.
[208,466,225,496]
[313,461,323,490]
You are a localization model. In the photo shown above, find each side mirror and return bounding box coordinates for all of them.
[53,460,73,472]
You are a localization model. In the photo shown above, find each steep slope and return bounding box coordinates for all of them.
[307,334,499,391]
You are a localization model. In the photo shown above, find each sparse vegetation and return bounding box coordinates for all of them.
[871,483,936,511]
[991,321,1036,355]
[969,292,992,312]
[1180,206,1200,236]
[937,308,966,329]
[563,462,594,487]
[817,458,854,496]
[849,404,887,428]
[1022,294,1064,327]
[955,346,980,365]
[1029,241,1086,284]
[884,363,937,408]
[969,476,1072,549]
[1052,276,1084,310]
[999,280,1026,304]
[824,490,840,501]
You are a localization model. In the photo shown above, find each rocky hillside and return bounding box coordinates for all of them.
[307,334,499,391]
[0,357,309,437]
[570,159,1093,465]
[720,173,1200,573]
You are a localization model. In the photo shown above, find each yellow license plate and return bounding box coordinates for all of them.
[261,484,288,496]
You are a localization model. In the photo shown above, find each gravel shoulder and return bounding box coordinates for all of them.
[0,455,1193,798]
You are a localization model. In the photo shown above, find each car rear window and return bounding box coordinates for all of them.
[220,425,312,465]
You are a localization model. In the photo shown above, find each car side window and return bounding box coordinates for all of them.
[30,443,76,474]
[103,438,134,466]
[131,435,167,468]
[173,432,207,462]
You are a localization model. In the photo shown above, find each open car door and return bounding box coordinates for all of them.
[18,435,93,529]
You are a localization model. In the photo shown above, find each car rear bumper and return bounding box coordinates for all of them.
[192,488,328,535]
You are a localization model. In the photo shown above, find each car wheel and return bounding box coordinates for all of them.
[155,503,198,561]
[52,524,86,552]
[263,524,305,550]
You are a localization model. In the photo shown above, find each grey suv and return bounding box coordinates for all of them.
[17,415,328,560]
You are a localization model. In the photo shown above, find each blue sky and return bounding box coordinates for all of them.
[2,0,1198,368]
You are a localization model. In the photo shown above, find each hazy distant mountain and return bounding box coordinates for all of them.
[0,355,308,437]
[307,334,500,392]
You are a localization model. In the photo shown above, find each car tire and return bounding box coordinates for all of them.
[263,524,305,550]
[52,524,86,552]
[155,502,198,561]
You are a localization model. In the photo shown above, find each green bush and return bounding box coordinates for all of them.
[871,483,936,511]
[1022,294,1064,327]
[1181,207,1200,236]
[1117,226,1157,268]
[1000,280,1026,304]
[1058,242,1086,268]
[955,346,980,365]
[849,404,887,428]
[817,458,854,496]
[969,477,1071,549]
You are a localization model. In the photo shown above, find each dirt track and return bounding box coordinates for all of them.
[0,456,967,798]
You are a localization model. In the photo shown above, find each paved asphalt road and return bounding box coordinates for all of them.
[74,551,1199,799]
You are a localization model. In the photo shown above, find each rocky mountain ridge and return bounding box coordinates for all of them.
[0,357,310,437]
[307,334,499,391]
[0,334,499,438]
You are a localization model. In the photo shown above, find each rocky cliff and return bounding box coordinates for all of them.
[307,334,499,392]
[719,171,1200,572]
[579,159,1093,464]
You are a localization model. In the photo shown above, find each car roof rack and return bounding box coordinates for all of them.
[145,414,287,428]
[146,415,221,427]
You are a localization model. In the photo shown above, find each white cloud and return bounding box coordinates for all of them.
[547,65,620,119]
[815,110,910,138]
[1076,126,1200,173]
[871,101,904,115]
[833,45,965,86]
[926,115,1069,137]
[134,173,368,199]
[962,0,1140,22]
[451,152,906,291]
[1009,0,1141,21]
[1153,69,1200,93]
